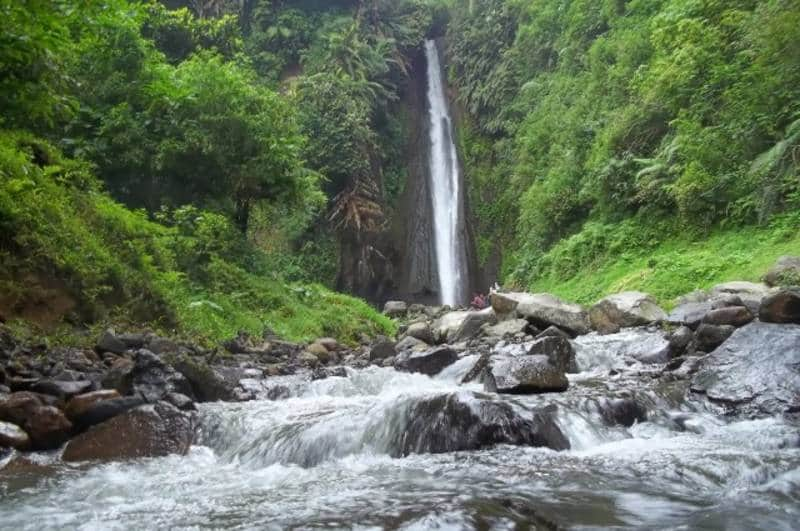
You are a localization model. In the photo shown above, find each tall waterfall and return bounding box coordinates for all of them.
[425,39,467,307]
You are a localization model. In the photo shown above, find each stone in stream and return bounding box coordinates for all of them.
[759,288,800,325]
[695,323,735,352]
[667,301,714,330]
[404,321,434,344]
[24,406,73,450]
[171,355,237,402]
[395,345,457,376]
[0,420,30,450]
[764,256,800,287]
[588,291,667,334]
[62,401,193,462]
[690,321,800,417]
[484,355,568,394]
[527,335,578,374]
[432,308,496,344]
[701,306,754,328]
[598,398,648,427]
[369,338,397,361]
[68,396,145,430]
[393,393,569,456]
[490,292,590,336]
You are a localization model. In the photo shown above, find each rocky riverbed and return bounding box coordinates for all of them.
[1,276,799,529]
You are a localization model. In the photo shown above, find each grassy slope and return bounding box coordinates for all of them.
[526,218,800,309]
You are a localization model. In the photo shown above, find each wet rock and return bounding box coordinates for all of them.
[383,301,408,318]
[433,308,496,344]
[24,406,72,450]
[759,288,800,324]
[65,396,145,430]
[695,323,735,352]
[491,292,590,336]
[527,336,578,373]
[535,326,570,340]
[370,338,398,361]
[667,326,694,357]
[395,335,427,353]
[172,356,236,402]
[0,391,46,426]
[64,390,121,421]
[297,351,320,368]
[589,292,667,334]
[461,352,491,384]
[311,366,348,381]
[405,322,434,344]
[710,281,774,314]
[96,329,127,355]
[482,319,529,339]
[690,322,800,417]
[667,301,713,329]
[0,420,30,450]
[129,349,193,402]
[702,306,754,327]
[598,398,647,427]
[395,393,569,455]
[764,255,800,287]
[165,392,195,411]
[62,402,193,462]
[31,379,92,400]
[395,345,457,376]
[484,355,568,394]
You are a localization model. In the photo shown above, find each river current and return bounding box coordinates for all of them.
[1,331,798,530]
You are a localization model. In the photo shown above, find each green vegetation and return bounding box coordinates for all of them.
[449,0,800,302]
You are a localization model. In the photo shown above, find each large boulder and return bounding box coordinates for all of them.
[702,306,754,328]
[759,288,800,325]
[589,292,667,334]
[598,397,648,427]
[66,396,144,430]
[527,336,578,374]
[0,420,30,450]
[395,346,457,376]
[484,355,568,394]
[62,401,193,462]
[0,391,45,426]
[491,293,589,336]
[171,356,236,402]
[482,319,529,339]
[709,281,774,314]
[24,406,72,450]
[764,256,800,287]
[105,349,193,402]
[667,301,713,330]
[432,308,496,344]
[64,390,121,421]
[392,393,569,455]
[383,301,408,318]
[404,321,434,344]
[690,322,800,417]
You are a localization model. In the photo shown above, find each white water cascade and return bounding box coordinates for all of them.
[425,39,467,307]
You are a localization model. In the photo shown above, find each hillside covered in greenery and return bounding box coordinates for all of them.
[449,0,800,304]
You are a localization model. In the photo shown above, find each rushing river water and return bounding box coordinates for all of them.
[1,331,799,530]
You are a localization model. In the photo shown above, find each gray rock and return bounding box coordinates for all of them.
[369,338,397,361]
[172,356,237,402]
[383,301,408,318]
[667,326,694,357]
[96,329,127,355]
[484,355,568,394]
[147,337,179,357]
[710,281,774,314]
[482,319,529,338]
[67,396,145,429]
[432,308,496,344]
[394,336,428,353]
[710,295,744,310]
[62,401,193,462]
[405,322,434,344]
[527,336,577,373]
[695,324,736,352]
[598,398,648,427]
[165,392,196,411]
[535,326,570,340]
[491,292,590,336]
[764,255,800,287]
[667,301,713,329]
[759,288,800,324]
[395,346,457,376]
[0,420,30,450]
[392,393,569,455]
[702,306,754,327]
[690,322,800,417]
[589,292,667,334]
[32,379,92,400]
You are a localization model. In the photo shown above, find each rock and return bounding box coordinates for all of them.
[383,301,408,318]
[394,336,428,353]
[535,326,570,340]
[405,322,434,344]
[369,338,397,361]
[311,367,348,381]
[31,379,92,400]
[711,295,744,310]
[690,322,800,417]
[484,355,568,394]
[392,393,569,456]
[24,406,72,450]
[432,308,496,344]
[589,292,667,334]
[307,341,330,358]
[759,288,800,324]
[598,398,647,427]
[297,351,320,367]
[491,292,590,336]
[147,336,180,357]
[702,306,754,327]
[172,357,237,402]
[101,357,135,394]
[710,281,774,314]
[96,329,127,355]
[482,319,529,338]
[527,336,578,373]
[695,324,735,352]
[316,338,340,352]
[395,346,457,376]
[0,391,47,426]
[0,420,30,450]
[667,301,714,329]
[117,333,146,350]
[128,349,193,402]
[70,396,146,430]
[764,255,800,287]
[461,352,491,384]
[667,326,694,357]
[64,390,121,421]
[62,402,193,462]
[165,392,196,411]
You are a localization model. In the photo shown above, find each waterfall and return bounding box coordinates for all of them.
[425,39,467,307]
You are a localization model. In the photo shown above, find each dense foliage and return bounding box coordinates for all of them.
[448,0,800,296]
